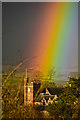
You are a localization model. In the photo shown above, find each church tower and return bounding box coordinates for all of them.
[24,69,33,105]
[26,78,33,104]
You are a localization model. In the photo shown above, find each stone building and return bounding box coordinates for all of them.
[24,72,33,105]
[24,70,63,105]
[26,80,33,104]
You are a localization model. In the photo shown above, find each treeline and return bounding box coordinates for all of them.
[2,69,80,119]
[46,78,80,119]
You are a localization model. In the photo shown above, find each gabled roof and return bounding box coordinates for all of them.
[46,88,64,97]
[45,88,51,95]
[33,83,64,102]
[34,87,63,96]
[36,93,54,102]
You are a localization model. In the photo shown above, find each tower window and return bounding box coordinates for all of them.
[28,88,30,92]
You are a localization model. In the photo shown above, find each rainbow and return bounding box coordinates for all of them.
[32,3,78,73]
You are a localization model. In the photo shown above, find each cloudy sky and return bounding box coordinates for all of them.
[2,3,78,74]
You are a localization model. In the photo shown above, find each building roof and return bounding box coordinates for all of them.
[33,83,64,102]
[36,93,54,102]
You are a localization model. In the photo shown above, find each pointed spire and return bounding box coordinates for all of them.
[46,88,51,95]
[25,68,27,79]
[24,68,27,105]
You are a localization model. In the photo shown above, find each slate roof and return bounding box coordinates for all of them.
[33,83,64,102]
[46,88,64,97]
[36,93,54,102]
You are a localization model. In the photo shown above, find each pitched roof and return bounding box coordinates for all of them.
[36,93,54,102]
[33,83,64,102]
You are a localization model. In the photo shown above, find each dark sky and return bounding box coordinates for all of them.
[2,2,45,65]
[78,2,80,72]
[2,2,78,72]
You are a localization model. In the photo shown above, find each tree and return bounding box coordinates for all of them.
[46,101,73,119]
[46,77,80,119]
[33,68,56,101]
[2,72,43,119]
